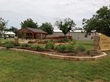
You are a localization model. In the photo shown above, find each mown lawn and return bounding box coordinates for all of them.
[0,49,110,82]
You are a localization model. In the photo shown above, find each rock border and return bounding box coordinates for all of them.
[0,47,107,61]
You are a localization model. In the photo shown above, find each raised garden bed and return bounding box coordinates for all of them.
[0,46,107,61]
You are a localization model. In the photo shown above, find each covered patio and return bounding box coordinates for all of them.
[17,27,47,41]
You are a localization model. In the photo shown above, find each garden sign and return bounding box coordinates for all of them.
[94,33,110,50]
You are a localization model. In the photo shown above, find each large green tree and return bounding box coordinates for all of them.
[39,22,53,35]
[0,17,8,38]
[55,18,76,36]
[21,18,38,28]
[82,6,110,36]
[0,17,8,32]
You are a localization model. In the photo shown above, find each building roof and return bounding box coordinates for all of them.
[27,27,47,34]
[54,30,84,33]
[4,31,15,35]
[18,27,47,34]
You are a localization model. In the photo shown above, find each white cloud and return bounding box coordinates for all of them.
[0,0,110,29]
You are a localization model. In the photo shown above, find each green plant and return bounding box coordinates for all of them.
[34,45,44,51]
[5,43,14,49]
[10,41,20,46]
[45,41,54,49]
[75,45,86,52]
[58,38,69,42]
[21,43,31,48]
[56,44,66,52]
[69,39,77,45]
[66,44,74,52]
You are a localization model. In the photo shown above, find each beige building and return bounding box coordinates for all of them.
[47,30,95,41]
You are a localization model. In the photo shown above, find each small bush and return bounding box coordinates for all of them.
[5,43,14,49]
[33,45,44,51]
[21,43,31,48]
[58,38,69,42]
[11,41,20,46]
[75,45,86,52]
[66,44,74,52]
[69,39,77,45]
[56,44,66,52]
[45,41,54,49]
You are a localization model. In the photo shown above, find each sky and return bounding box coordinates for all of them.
[0,0,110,30]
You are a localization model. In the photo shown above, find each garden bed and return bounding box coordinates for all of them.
[0,46,107,61]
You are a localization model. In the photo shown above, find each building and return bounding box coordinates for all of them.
[47,30,95,40]
[0,31,15,38]
[17,27,47,40]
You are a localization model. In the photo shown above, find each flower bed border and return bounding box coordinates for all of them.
[0,47,107,61]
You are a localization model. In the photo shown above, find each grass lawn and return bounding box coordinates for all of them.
[75,40,93,50]
[0,49,110,82]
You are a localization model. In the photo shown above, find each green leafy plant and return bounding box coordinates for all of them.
[5,43,14,49]
[58,38,69,42]
[45,41,54,49]
[66,44,74,52]
[55,44,66,52]
[34,45,44,51]
[21,43,31,48]
[75,45,86,52]
[69,39,77,45]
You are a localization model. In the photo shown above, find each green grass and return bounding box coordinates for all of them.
[0,38,14,44]
[0,49,110,82]
[75,40,93,50]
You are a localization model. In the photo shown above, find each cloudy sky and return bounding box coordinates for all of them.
[0,0,110,29]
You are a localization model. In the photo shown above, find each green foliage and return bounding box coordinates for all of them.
[12,42,20,46]
[83,6,110,36]
[55,18,76,36]
[0,17,8,38]
[33,45,44,51]
[21,43,31,47]
[45,41,54,49]
[58,38,69,42]
[5,43,14,49]
[21,18,38,28]
[39,22,53,35]
[75,45,86,52]
[55,44,66,52]
[66,44,74,52]
[69,39,77,45]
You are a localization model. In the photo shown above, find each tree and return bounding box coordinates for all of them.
[82,6,110,36]
[21,18,38,28]
[55,18,76,36]
[0,17,8,37]
[8,26,18,36]
[39,22,53,35]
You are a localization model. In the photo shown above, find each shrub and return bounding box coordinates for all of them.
[13,42,20,46]
[69,39,77,45]
[58,38,69,42]
[75,45,86,52]
[66,44,74,52]
[21,43,31,48]
[5,43,14,49]
[11,41,20,46]
[55,44,66,52]
[45,41,54,49]
[33,45,44,51]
